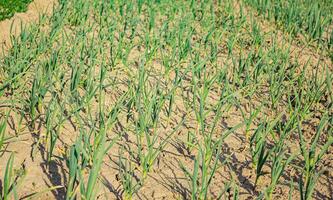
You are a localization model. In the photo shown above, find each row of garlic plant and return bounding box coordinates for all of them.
[0,0,332,199]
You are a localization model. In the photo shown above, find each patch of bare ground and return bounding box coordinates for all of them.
[0,0,57,53]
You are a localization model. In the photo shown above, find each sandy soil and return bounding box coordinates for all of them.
[0,0,56,52]
[0,1,332,200]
